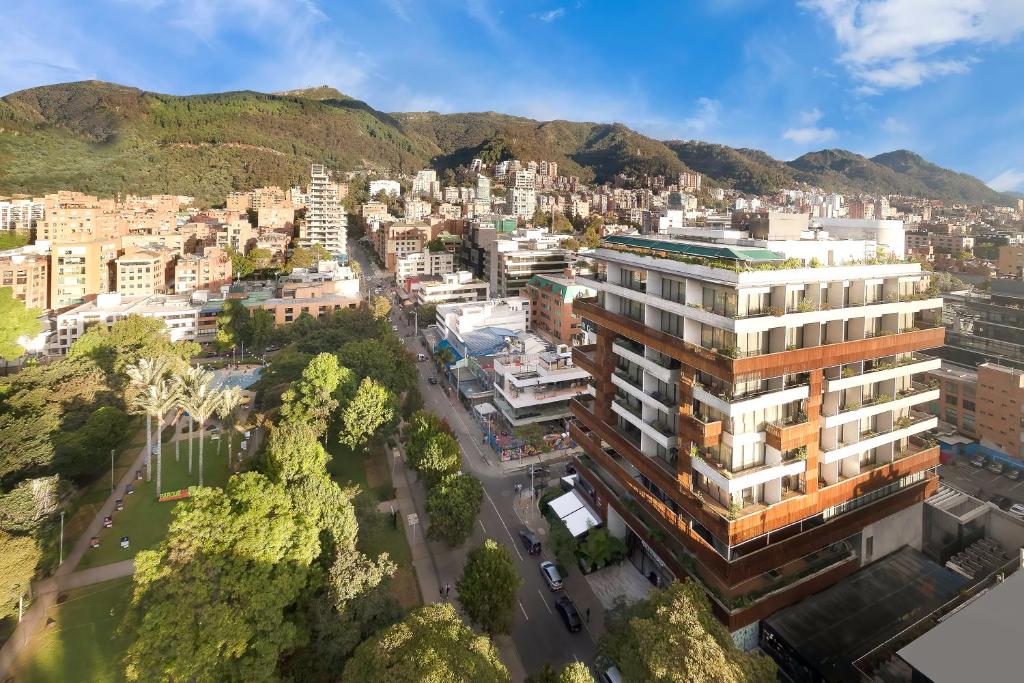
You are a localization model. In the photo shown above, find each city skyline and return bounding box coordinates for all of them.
[3,0,1023,193]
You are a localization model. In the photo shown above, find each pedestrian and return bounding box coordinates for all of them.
[440,585,445,600]
[585,607,591,623]
[445,583,451,598]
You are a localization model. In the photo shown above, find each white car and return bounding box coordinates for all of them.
[1009,503,1024,519]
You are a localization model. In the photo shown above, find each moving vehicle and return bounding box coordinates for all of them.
[1009,504,1024,519]
[554,596,582,633]
[518,528,542,555]
[417,353,427,362]
[527,464,549,477]
[540,560,563,590]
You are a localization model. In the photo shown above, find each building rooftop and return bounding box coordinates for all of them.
[526,273,596,301]
[603,234,786,263]
[898,568,1024,683]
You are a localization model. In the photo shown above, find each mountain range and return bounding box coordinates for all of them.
[0,81,1013,207]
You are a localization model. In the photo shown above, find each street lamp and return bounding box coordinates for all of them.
[59,510,65,565]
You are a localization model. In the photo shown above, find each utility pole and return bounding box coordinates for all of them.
[111,448,115,492]
[59,511,65,565]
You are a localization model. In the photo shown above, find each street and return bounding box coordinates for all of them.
[346,238,601,675]
[939,460,1024,507]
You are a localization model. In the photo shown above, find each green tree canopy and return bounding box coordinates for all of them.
[280,352,352,436]
[342,603,509,683]
[368,294,391,321]
[457,538,521,637]
[248,308,276,353]
[578,527,627,568]
[527,662,596,683]
[0,287,42,361]
[286,244,332,273]
[1,530,41,621]
[124,473,323,682]
[426,473,483,547]
[412,432,461,486]
[70,315,198,375]
[599,580,777,683]
[413,302,437,328]
[338,377,394,450]
[228,246,254,278]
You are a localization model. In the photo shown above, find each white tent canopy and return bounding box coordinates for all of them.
[547,490,600,537]
[474,402,497,417]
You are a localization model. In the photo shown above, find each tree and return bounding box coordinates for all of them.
[0,287,42,361]
[228,246,254,278]
[265,420,329,485]
[248,308,275,354]
[215,386,244,462]
[599,580,777,683]
[551,211,573,233]
[124,473,322,682]
[125,358,171,482]
[215,299,251,353]
[131,380,180,497]
[412,302,437,328]
[285,244,332,273]
[175,366,213,475]
[1,530,41,622]
[338,377,394,450]
[178,372,221,485]
[457,539,521,637]
[367,294,391,321]
[248,247,274,270]
[578,527,627,568]
[280,352,351,437]
[72,315,198,375]
[425,237,445,252]
[342,603,509,682]
[426,473,482,546]
[561,237,581,252]
[528,662,596,683]
[414,432,461,486]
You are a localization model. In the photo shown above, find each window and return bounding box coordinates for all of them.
[661,310,684,338]
[619,298,643,322]
[662,277,685,304]
[945,394,958,405]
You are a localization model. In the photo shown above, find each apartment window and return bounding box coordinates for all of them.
[963,400,976,412]
[944,394,958,406]
[661,277,685,304]
[785,327,804,350]
[740,290,769,317]
[735,331,768,357]
[620,268,646,293]
[702,286,737,317]
[619,298,643,322]
[661,310,684,338]
[700,324,736,354]
[865,283,883,303]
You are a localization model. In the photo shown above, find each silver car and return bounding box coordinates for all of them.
[540,560,563,591]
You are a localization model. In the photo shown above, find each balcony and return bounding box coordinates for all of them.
[825,355,941,392]
[820,411,938,465]
[824,385,940,429]
[765,415,817,452]
[692,452,806,497]
[679,412,724,447]
[572,344,598,374]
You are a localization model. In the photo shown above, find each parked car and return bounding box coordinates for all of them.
[518,528,542,555]
[987,461,1005,474]
[598,666,624,683]
[969,455,986,468]
[527,464,549,477]
[989,494,1013,510]
[540,560,563,591]
[1006,468,1022,481]
[1009,504,1024,519]
[554,596,582,633]
[428,377,438,385]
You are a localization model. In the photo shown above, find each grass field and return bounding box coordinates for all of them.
[77,437,228,570]
[11,577,134,683]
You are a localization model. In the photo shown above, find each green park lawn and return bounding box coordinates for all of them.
[12,577,134,683]
[76,437,227,570]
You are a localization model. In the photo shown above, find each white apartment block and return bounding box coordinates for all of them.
[476,174,491,203]
[53,292,201,353]
[0,198,45,230]
[411,170,439,198]
[412,271,490,305]
[404,198,431,221]
[508,170,536,218]
[369,179,401,198]
[299,164,347,256]
[492,347,592,426]
[395,250,455,286]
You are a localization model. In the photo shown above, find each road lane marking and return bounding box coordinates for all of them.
[484,487,523,561]
[519,600,529,620]
[478,519,487,534]
[538,590,553,612]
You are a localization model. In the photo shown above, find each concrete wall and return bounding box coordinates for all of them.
[861,501,924,564]
[986,508,1024,554]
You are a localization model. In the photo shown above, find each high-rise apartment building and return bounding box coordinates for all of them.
[37,192,119,243]
[299,164,347,257]
[569,233,944,634]
[508,170,536,218]
[0,198,45,231]
[412,170,439,198]
[174,247,232,294]
[115,248,173,296]
[51,238,122,309]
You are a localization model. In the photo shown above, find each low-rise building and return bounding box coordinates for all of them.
[435,297,530,355]
[412,271,490,306]
[53,292,202,353]
[0,247,49,310]
[525,273,596,346]
[997,244,1024,278]
[492,346,592,427]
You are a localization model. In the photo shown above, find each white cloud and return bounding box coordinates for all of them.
[988,169,1024,192]
[783,126,837,145]
[881,116,909,133]
[797,108,824,126]
[681,97,721,135]
[802,0,1024,89]
[537,8,566,22]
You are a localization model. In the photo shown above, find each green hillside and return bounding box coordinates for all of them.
[0,80,1013,206]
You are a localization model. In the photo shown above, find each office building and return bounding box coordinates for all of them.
[412,271,489,306]
[299,164,347,257]
[525,273,595,346]
[491,245,573,297]
[938,279,1024,371]
[569,232,944,634]
[476,174,491,203]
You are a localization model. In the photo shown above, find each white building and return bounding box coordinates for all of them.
[369,179,401,198]
[435,297,530,349]
[0,198,45,230]
[299,164,347,257]
[412,271,490,305]
[492,346,592,426]
[508,170,536,218]
[404,198,431,221]
[476,174,491,203]
[395,249,455,286]
[412,170,440,198]
[53,292,202,353]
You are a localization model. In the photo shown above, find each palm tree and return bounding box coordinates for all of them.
[125,358,170,481]
[182,383,222,487]
[215,387,244,472]
[142,380,180,498]
[175,367,214,475]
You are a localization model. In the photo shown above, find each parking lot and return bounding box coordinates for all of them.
[939,459,1024,508]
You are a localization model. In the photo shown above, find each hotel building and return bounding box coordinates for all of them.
[569,232,944,637]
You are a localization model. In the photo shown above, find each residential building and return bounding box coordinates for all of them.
[997,245,1024,278]
[395,249,455,286]
[679,171,702,191]
[361,201,390,224]
[372,221,432,271]
[51,238,122,309]
[938,279,1024,371]
[37,191,119,243]
[975,364,1024,460]
[404,198,431,221]
[299,164,347,256]
[115,248,174,296]
[492,347,592,427]
[0,198,45,231]
[491,245,573,297]
[53,291,202,353]
[570,232,944,634]
[476,174,491,203]
[214,215,255,254]
[369,179,401,198]
[263,262,361,324]
[412,271,490,306]
[525,273,596,346]
[926,363,978,438]
[256,204,295,230]
[412,169,439,198]
[174,247,232,294]
[905,231,974,255]
[508,170,536,218]
[0,248,49,310]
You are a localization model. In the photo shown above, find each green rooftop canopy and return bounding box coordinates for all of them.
[603,235,786,263]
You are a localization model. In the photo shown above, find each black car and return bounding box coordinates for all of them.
[428,377,438,385]
[989,494,1013,510]
[518,528,542,555]
[555,596,582,633]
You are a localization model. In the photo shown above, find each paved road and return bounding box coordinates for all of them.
[398,316,599,675]
[939,460,1024,506]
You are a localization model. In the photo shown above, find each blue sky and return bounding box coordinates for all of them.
[4,0,1024,192]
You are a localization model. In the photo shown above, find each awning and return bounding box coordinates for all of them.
[938,435,972,446]
[474,403,497,417]
[547,490,600,537]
